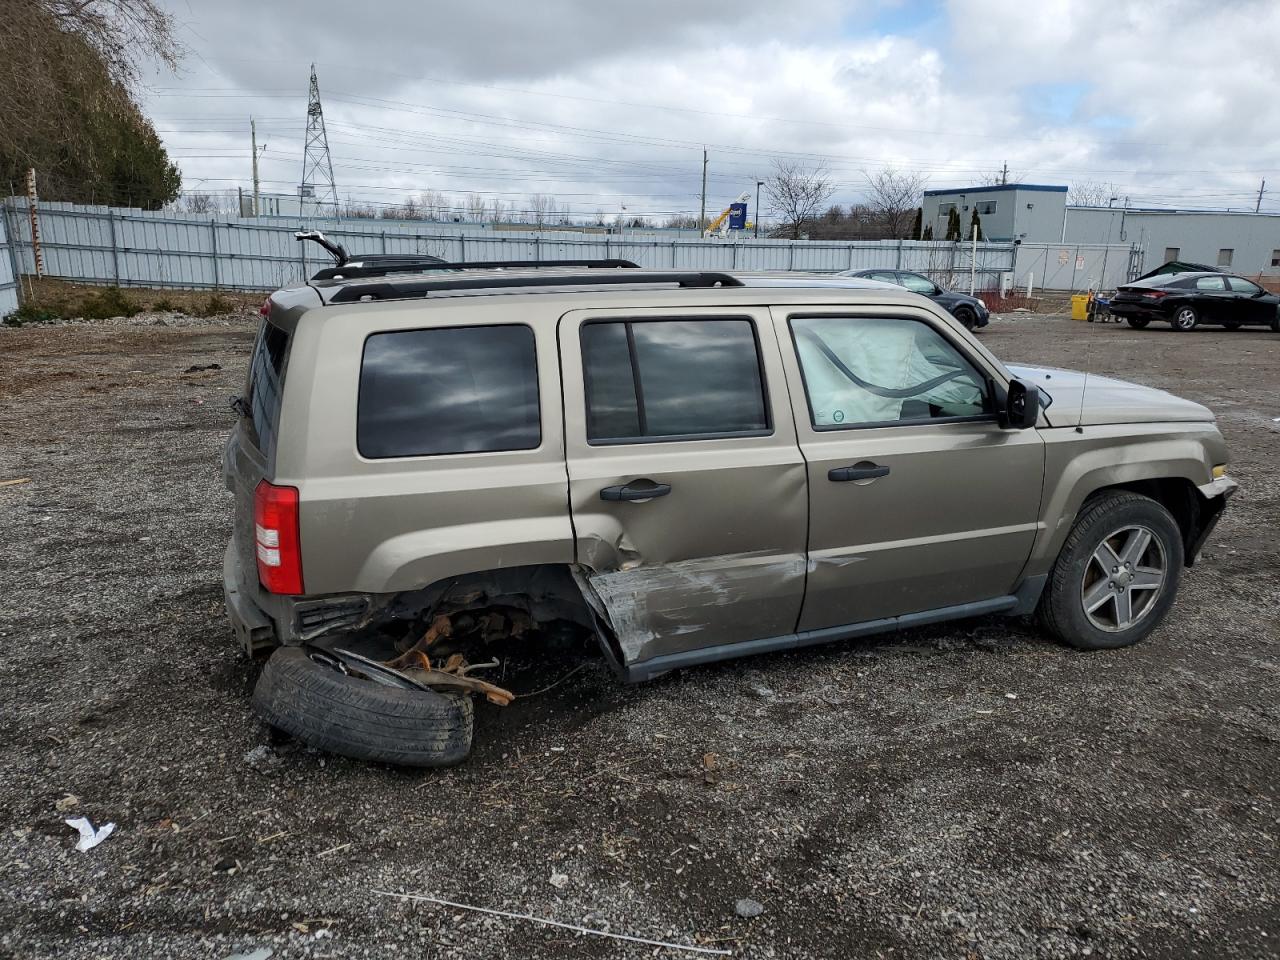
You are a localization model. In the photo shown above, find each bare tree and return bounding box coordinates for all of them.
[976,167,1025,186]
[490,199,508,223]
[183,191,217,214]
[401,195,422,220]
[40,0,182,89]
[1068,181,1112,207]
[765,160,835,240]
[864,167,928,239]
[528,193,554,228]
[419,190,448,220]
[465,194,487,222]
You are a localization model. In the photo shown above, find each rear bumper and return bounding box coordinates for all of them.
[1108,301,1167,319]
[223,541,277,656]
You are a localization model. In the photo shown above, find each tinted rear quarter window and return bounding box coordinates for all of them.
[581,318,769,442]
[358,324,540,458]
[246,320,290,456]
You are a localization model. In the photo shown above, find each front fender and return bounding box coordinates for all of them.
[1026,423,1223,574]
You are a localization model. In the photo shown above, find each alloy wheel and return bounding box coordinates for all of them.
[1080,525,1167,632]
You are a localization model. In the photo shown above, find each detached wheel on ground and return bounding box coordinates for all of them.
[952,306,976,330]
[1127,317,1150,329]
[1037,491,1184,651]
[1170,306,1199,331]
[252,646,474,766]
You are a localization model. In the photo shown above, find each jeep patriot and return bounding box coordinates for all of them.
[223,258,1236,765]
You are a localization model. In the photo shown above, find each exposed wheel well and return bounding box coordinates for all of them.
[1084,478,1219,566]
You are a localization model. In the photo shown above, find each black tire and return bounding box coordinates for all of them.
[252,646,474,766]
[1036,492,1183,651]
[1127,317,1150,329]
[1270,312,1280,332]
[1170,305,1198,331]
[952,306,976,330]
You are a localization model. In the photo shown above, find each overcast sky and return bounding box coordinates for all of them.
[143,0,1280,221]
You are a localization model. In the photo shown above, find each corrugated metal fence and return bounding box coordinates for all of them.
[2,199,1135,296]
[0,213,18,316]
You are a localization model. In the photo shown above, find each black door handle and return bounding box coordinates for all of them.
[829,463,891,482]
[600,480,672,502]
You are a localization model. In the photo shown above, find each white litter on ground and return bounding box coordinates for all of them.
[65,817,115,852]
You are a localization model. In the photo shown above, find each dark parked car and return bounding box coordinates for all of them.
[1109,272,1280,332]
[841,269,990,330]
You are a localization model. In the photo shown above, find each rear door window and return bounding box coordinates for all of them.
[1195,276,1227,291]
[358,324,540,458]
[581,318,769,443]
[246,320,290,455]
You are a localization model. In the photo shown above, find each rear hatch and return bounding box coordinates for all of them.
[223,317,292,595]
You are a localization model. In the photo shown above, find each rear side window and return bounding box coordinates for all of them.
[1228,277,1263,295]
[1195,276,1227,291]
[581,318,769,443]
[358,325,540,458]
[246,320,290,455]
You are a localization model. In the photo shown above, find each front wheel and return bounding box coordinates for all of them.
[1127,317,1150,329]
[952,306,976,330]
[1170,306,1199,331]
[1037,492,1183,651]
[1271,312,1279,332]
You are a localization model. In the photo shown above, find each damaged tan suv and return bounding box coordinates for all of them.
[224,252,1236,766]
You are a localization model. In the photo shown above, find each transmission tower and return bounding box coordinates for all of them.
[300,64,338,219]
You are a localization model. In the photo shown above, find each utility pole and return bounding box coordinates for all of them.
[26,168,43,278]
[755,179,764,239]
[1256,179,1266,214]
[699,148,708,238]
[1000,161,1009,185]
[250,117,261,217]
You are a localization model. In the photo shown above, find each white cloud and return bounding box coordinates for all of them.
[148,0,1280,219]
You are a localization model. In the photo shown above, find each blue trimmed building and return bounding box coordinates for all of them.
[921,184,1068,243]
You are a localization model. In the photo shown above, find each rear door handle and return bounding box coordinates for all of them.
[829,463,890,482]
[600,480,672,502]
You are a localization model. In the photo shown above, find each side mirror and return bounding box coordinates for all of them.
[1003,378,1040,430]
[931,285,944,297]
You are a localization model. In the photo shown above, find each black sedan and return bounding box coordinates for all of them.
[1109,272,1280,332]
[840,269,990,329]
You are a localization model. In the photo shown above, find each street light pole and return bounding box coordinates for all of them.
[755,180,764,239]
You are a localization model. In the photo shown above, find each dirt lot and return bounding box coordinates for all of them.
[1,311,1277,960]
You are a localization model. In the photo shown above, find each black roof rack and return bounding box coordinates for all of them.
[327,270,742,304]
[313,257,640,281]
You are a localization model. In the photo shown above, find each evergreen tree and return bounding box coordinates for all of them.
[0,4,181,209]
[922,224,934,241]
[969,208,984,242]
[945,207,962,241]
[909,207,922,240]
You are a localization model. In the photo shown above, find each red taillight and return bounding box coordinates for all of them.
[253,480,303,594]
[259,297,272,317]
[1142,290,1168,300]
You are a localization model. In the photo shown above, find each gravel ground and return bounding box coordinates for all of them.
[1,311,1277,960]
